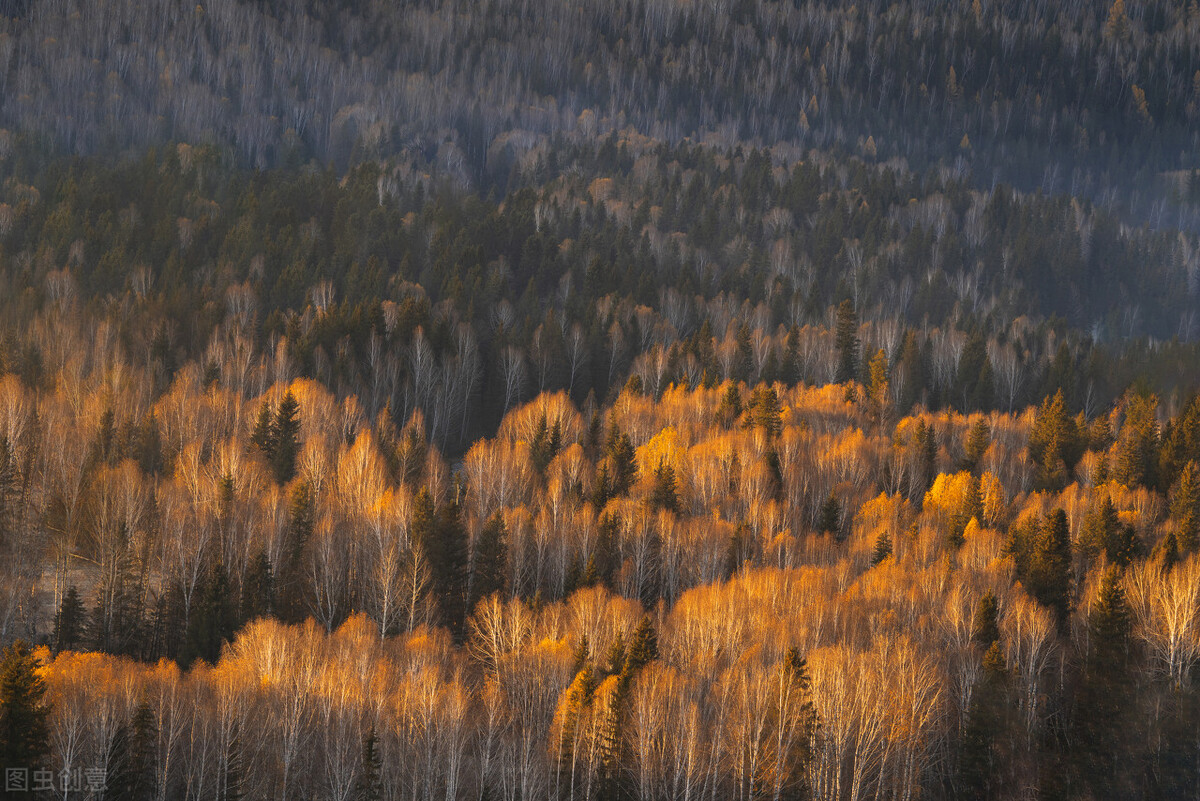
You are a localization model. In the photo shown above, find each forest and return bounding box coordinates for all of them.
[1,0,1200,799]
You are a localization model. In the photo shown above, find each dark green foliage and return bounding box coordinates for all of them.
[1114,393,1159,489]
[1026,509,1073,628]
[818,493,841,537]
[0,641,51,780]
[106,701,157,801]
[584,513,620,589]
[471,513,508,609]
[604,423,637,498]
[649,461,678,514]
[957,642,1007,799]
[962,419,991,474]
[972,591,1001,649]
[414,492,469,639]
[747,385,782,438]
[871,530,893,566]
[716,383,743,428]
[354,728,383,801]
[52,585,85,653]
[1170,460,1200,551]
[622,616,659,680]
[834,300,859,384]
[270,391,302,485]
[184,561,239,665]
[240,551,275,623]
[1028,391,1084,490]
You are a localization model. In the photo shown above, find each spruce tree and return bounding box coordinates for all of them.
[871,530,893,565]
[1028,509,1072,628]
[962,419,991,474]
[649,461,679,513]
[818,493,841,536]
[53,585,85,653]
[471,512,508,610]
[834,299,859,384]
[1170,460,1200,550]
[270,390,301,484]
[0,641,51,783]
[239,551,275,623]
[972,590,1001,649]
[354,728,383,801]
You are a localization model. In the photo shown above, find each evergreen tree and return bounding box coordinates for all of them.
[471,512,508,609]
[354,728,383,801]
[957,642,1006,799]
[622,616,659,681]
[605,423,637,497]
[0,641,51,783]
[818,493,841,536]
[972,590,1001,648]
[867,348,890,425]
[239,551,275,623]
[834,299,860,383]
[1114,392,1159,489]
[962,419,991,474]
[270,391,301,484]
[649,461,679,513]
[52,585,85,653]
[250,400,274,456]
[277,481,314,622]
[184,561,238,665]
[778,648,819,801]
[871,529,893,565]
[1028,390,1083,489]
[747,385,783,438]
[1028,509,1072,628]
[716,382,743,428]
[106,701,156,801]
[1170,460,1200,550]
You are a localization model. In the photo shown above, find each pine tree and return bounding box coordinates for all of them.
[471,512,508,609]
[649,461,679,513]
[354,728,383,801]
[622,616,659,681]
[52,585,85,653]
[1114,392,1159,489]
[972,590,1001,648]
[0,641,51,782]
[605,423,637,497]
[778,648,818,801]
[277,481,314,622]
[239,551,275,623]
[834,299,859,383]
[871,530,893,565]
[957,642,1006,799]
[1028,509,1072,628]
[818,493,841,536]
[747,385,783,438]
[250,400,274,456]
[270,390,301,484]
[106,701,156,801]
[963,419,991,473]
[867,348,890,425]
[1170,460,1200,550]
[716,382,743,428]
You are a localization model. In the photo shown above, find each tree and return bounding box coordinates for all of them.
[354,728,383,801]
[818,493,841,536]
[53,585,85,653]
[1027,509,1072,628]
[871,530,893,565]
[957,642,1006,799]
[471,512,508,610]
[835,300,860,383]
[1170,460,1200,550]
[972,590,1001,648]
[867,348,890,425]
[1114,392,1159,489]
[106,701,157,801]
[962,419,991,474]
[747,385,783,438]
[1028,390,1083,489]
[0,641,51,782]
[240,551,275,623]
[649,461,679,514]
[270,391,302,484]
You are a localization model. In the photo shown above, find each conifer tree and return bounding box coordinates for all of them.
[1114,392,1159,489]
[270,390,301,484]
[834,299,859,383]
[963,419,991,473]
[818,493,841,536]
[53,585,85,653]
[1028,509,1072,628]
[240,551,275,623]
[958,642,1006,799]
[0,641,51,783]
[871,530,893,565]
[470,512,508,609]
[106,701,156,801]
[354,728,383,801]
[972,590,1001,649]
[649,461,679,513]
[1170,460,1200,550]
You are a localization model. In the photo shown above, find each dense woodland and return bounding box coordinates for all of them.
[2,0,1200,799]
